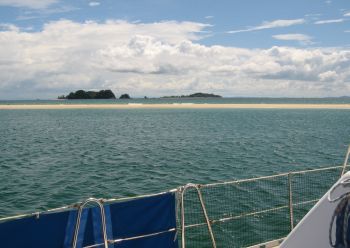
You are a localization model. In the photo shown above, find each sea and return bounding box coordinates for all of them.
[1,97,350,245]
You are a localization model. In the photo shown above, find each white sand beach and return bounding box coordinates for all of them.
[1,103,350,109]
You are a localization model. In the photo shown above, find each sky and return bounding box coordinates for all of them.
[0,0,349,99]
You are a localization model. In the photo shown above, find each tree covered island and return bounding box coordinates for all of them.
[119,94,131,99]
[161,92,222,98]
[58,90,116,99]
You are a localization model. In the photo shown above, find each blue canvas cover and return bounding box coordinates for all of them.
[0,192,178,248]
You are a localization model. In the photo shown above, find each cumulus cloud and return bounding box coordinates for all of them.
[314,19,344,24]
[272,34,313,45]
[89,2,100,7]
[319,71,337,81]
[0,23,19,32]
[0,20,349,99]
[0,0,57,9]
[227,19,305,34]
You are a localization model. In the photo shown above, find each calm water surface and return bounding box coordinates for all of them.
[0,107,350,217]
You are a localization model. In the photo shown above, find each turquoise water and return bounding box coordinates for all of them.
[0,106,350,220]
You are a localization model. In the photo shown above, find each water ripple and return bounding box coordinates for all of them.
[0,109,349,216]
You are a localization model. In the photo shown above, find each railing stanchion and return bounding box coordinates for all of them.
[341,145,350,176]
[288,173,294,231]
[180,184,216,248]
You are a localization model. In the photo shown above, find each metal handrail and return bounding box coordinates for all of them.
[179,183,217,248]
[1,164,347,224]
[72,198,109,248]
[1,160,350,248]
[341,145,350,176]
[288,173,294,230]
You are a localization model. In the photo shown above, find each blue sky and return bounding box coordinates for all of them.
[0,0,349,99]
[1,0,349,47]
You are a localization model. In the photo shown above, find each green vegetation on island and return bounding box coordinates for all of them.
[57,90,219,100]
[58,90,116,99]
[119,94,131,99]
[161,92,222,98]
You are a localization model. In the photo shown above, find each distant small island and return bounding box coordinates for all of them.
[58,90,116,99]
[161,92,222,98]
[119,94,131,99]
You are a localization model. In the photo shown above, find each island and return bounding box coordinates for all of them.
[58,90,116,99]
[119,94,131,99]
[161,92,222,98]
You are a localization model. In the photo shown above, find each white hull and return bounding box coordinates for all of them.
[281,172,350,248]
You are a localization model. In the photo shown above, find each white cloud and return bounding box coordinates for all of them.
[0,0,57,9]
[0,20,349,99]
[0,23,20,32]
[344,12,350,17]
[319,71,337,81]
[227,19,305,34]
[205,16,213,19]
[89,2,100,7]
[16,5,79,20]
[272,34,313,45]
[305,13,321,17]
[314,19,344,24]
[304,13,321,21]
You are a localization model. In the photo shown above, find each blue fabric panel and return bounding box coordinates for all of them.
[104,206,115,248]
[91,206,115,248]
[63,210,78,247]
[0,208,98,248]
[0,192,178,248]
[77,209,90,248]
[108,192,177,239]
[92,206,104,244]
[115,230,178,248]
[0,210,71,248]
[81,208,97,247]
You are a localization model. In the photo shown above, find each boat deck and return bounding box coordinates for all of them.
[247,238,283,248]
